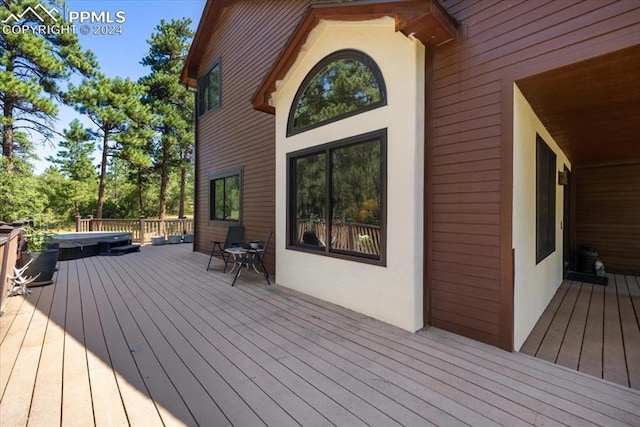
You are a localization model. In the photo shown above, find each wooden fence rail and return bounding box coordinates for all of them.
[76,216,193,245]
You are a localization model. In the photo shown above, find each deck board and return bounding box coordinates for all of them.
[28,265,66,427]
[579,281,605,378]
[618,275,640,389]
[61,259,94,426]
[96,255,229,426]
[0,288,41,398]
[108,256,292,427]
[519,280,571,356]
[536,280,581,363]
[77,259,130,427]
[0,286,29,344]
[115,249,400,427]
[603,275,629,386]
[111,254,343,427]
[85,256,196,426]
[1,244,639,426]
[522,273,640,393]
[556,282,591,369]
[83,257,170,426]
[257,286,633,427]
[0,284,52,426]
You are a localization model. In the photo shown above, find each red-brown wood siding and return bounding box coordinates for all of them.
[575,163,640,276]
[432,0,640,349]
[195,0,311,275]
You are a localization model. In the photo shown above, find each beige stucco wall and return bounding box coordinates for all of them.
[271,18,425,331]
[513,84,571,350]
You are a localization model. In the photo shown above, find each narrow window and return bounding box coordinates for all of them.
[198,59,221,116]
[288,50,386,136]
[209,169,241,221]
[288,130,386,264]
[536,135,556,263]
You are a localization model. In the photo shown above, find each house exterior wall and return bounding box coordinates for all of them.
[575,163,640,276]
[190,0,640,350]
[512,85,570,351]
[434,0,640,349]
[194,0,311,274]
[272,19,426,331]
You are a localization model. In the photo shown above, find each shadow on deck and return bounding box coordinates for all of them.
[2,244,639,426]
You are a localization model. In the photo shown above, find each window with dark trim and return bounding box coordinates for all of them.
[198,59,221,116]
[287,130,386,264]
[287,50,386,136]
[536,135,556,263]
[209,168,241,221]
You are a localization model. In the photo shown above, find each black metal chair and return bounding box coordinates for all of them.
[231,230,272,286]
[207,225,244,271]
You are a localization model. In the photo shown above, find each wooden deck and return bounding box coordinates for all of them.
[1,244,639,426]
[521,275,640,392]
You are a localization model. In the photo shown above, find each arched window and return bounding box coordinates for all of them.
[287,50,386,136]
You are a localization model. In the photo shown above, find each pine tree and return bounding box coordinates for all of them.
[45,119,97,216]
[0,133,45,221]
[65,75,152,218]
[140,18,194,220]
[0,0,97,171]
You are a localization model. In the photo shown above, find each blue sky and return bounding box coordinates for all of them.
[33,0,207,173]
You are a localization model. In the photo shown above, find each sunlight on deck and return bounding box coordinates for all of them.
[2,244,639,426]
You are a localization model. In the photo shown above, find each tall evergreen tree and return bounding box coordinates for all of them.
[47,119,95,180]
[0,0,97,171]
[65,75,152,218]
[46,119,97,216]
[0,133,45,221]
[140,18,194,220]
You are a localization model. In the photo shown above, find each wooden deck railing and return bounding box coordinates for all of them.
[0,228,20,309]
[297,219,381,255]
[76,216,193,245]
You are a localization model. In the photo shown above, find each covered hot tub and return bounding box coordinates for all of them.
[51,232,133,260]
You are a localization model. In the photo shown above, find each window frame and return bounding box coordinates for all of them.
[208,167,242,223]
[286,49,387,137]
[286,129,387,266]
[198,58,221,117]
[536,134,556,264]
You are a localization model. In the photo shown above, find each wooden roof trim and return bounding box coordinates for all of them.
[251,0,458,114]
[181,0,231,87]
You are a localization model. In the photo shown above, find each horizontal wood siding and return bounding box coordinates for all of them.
[575,163,640,275]
[195,0,311,275]
[432,0,640,349]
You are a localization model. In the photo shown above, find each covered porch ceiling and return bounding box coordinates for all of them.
[516,44,640,167]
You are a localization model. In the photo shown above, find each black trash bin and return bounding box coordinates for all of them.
[577,245,599,274]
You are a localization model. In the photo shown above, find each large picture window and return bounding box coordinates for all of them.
[288,130,386,263]
[287,50,386,136]
[198,59,221,116]
[209,169,241,221]
[536,135,556,263]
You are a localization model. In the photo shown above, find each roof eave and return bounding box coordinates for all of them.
[180,0,231,87]
[251,0,458,113]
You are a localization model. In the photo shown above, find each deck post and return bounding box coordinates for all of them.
[0,228,20,309]
[75,215,81,232]
[139,216,146,245]
[87,215,94,231]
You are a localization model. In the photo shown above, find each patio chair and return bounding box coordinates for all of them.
[207,225,244,272]
[231,230,272,287]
